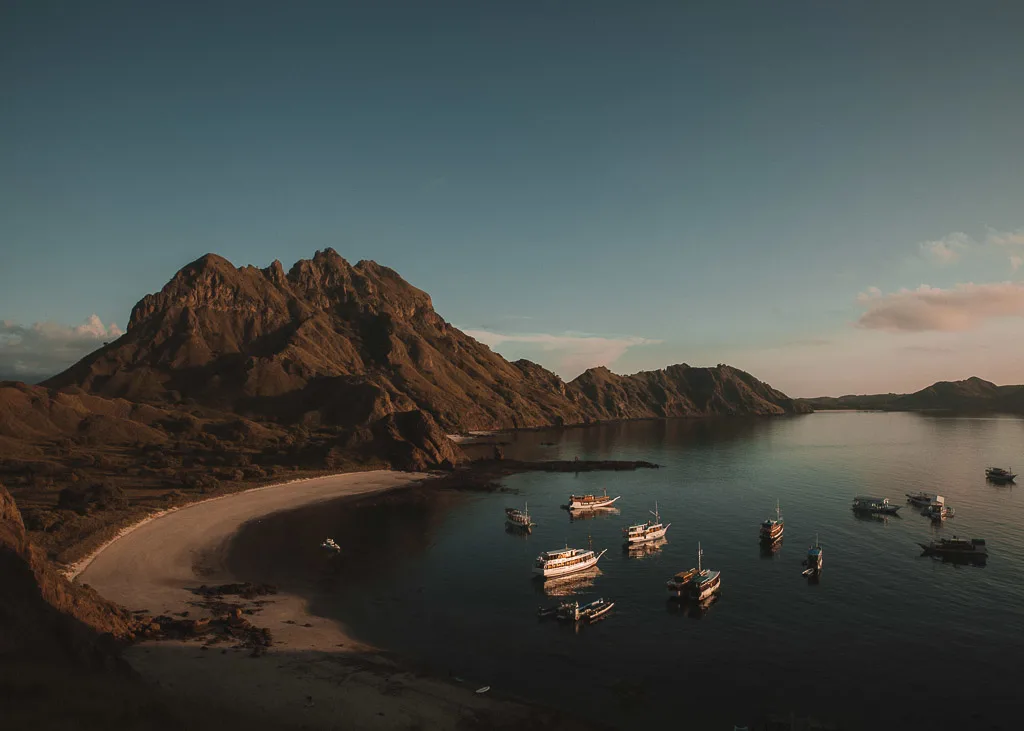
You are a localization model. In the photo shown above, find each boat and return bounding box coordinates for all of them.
[802,534,823,577]
[986,467,1017,483]
[533,546,608,578]
[906,491,939,507]
[759,500,784,543]
[566,489,621,510]
[666,567,698,597]
[851,495,901,515]
[320,538,341,552]
[537,600,576,618]
[558,597,615,623]
[922,498,954,521]
[505,502,535,530]
[689,542,722,602]
[623,502,671,545]
[918,536,987,560]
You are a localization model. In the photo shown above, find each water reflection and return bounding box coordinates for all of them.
[536,568,602,597]
[759,539,783,558]
[666,593,720,619]
[567,507,620,522]
[625,538,668,559]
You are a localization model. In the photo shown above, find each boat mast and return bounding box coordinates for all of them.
[650,501,660,523]
[698,541,703,572]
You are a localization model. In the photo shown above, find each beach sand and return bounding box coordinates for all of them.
[76,471,571,730]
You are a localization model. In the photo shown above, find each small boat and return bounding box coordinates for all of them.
[623,502,671,545]
[689,542,722,602]
[558,597,615,623]
[986,467,1017,483]
[666,567,698,597]
[320,538,341,552]
[802,534,823,577]
[918,536,987,560]
[505,502,535,530]
[538,600,576,618]
[566,489,621,511]
[852,495,901,515]
[533,546,608,578]
[922,499,954,521]
[906,491,939,507]
[759,500,784,543]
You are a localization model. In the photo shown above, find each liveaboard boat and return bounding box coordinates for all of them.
[623,502,670,546]
[759,500,784,543]
[689,543,722,602]
[906,491,939,507]
[986,467,1017,483]
[505,503,535,531]
[533,546,608,578]
[566,489,621,511]
[803,535,823,578]
[851,495,901,515]
[919,536,987,561]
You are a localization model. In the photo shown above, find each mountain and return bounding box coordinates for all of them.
[45,249,808,431]
[798,377,1024,413]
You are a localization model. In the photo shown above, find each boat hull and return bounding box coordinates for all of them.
[569,496,621,510]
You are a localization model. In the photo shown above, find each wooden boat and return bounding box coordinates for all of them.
[533,546,608,577]
[919,536,987,561]
[906,491,939,507]
[759,500,784,543]
[922,501,954,521]
[851,495,901,515]
[566,489,621,510]
[986,467,1016,483]
[802,534,823,577]
[689,543,722,602]
[666,567,698,597]
[537,600,576,618]
[558,597,615,623]
[505,502,535,530]
[623,502,670,545]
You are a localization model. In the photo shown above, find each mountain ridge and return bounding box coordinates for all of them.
[798,376,1024,412]
[45,249,809,430]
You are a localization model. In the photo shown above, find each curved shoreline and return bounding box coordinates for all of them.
[76,470,561,730]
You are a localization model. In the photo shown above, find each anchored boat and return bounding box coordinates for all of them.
[759,500,784,543]
[690,543,722,602]
[505,503,535,531]
[566,489,621,511]
[986,467,1017,483]
[533,546,608,578]
[803,534,823,577]
[558,597,615,623]
[906,491,939,507]
[320,538,341,553]
[919,536,987,561]
[623,502,670,546]
[852,495,901,515]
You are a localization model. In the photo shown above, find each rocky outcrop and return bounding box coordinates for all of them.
[45,250,807,431]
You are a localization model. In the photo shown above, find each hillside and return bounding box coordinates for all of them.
[798,377,1024,413]
[45,249,808,431]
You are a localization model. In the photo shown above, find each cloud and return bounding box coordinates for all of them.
[918,232,971,265]
[986,227,1024,247]
[1012,256,1024,272]
[0,315,123,382]
[856,282,1024,332]
[463,329,661,376]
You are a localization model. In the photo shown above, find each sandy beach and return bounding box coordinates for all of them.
[76,470,567,730]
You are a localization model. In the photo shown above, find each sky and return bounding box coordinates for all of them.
[2,1,1024,396]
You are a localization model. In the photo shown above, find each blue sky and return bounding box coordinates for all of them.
[3,1,1024,395]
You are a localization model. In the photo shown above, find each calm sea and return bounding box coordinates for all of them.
[227,413,1024,730]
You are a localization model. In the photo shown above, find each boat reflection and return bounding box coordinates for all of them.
[568,507,620,522]
[536,568,603,596]
[921,552,987,568]
[759,538,783,558]
[504,523,533,539]
[666,592,720,619]
[852,510,900,524]
[624,537,668,559]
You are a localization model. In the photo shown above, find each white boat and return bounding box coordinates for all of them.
[505,502,535,530]
[689,542,722,602]
[567,489,621,510]
[533,546,608,578]
[623,502,670,545]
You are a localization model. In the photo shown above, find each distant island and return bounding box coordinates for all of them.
[798,376,1024,413]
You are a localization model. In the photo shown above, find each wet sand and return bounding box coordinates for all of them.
[75,471,570,730]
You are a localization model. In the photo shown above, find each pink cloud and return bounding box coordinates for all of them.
[856,282,1024,332]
